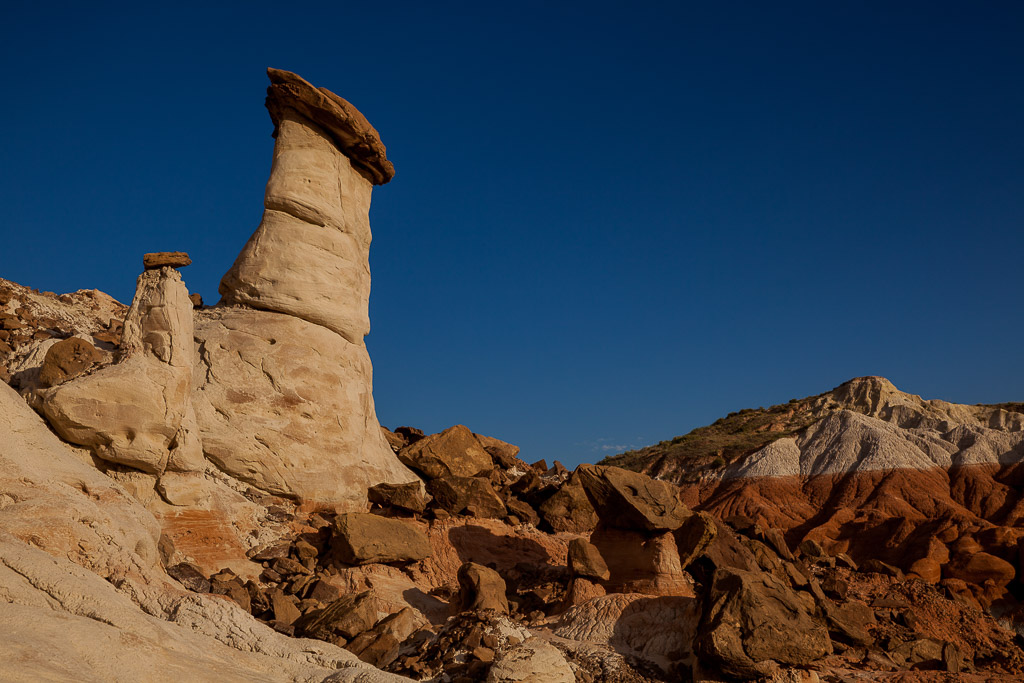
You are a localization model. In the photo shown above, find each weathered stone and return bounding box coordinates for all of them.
[42,268,198,474]
[555,593,701,676]
[558,577,606,610]
[143,252,192,269]
[674,511,718,569]
[474,433,521,467]
[504,497,539,526]
[398,425,493,479]
[567,538,610,581]
[454,562,509,614]
[394,426,424,444]
[697,567,832,678]
[427,476,506,519]
[576,464,688,532]
[485,637,574,683]
[346,607,423,668]
[368,482,428,514]
[537,479,597,533]
[167,562,210,593]
[269,588,302,627]
[37,337,102,387]
[381,426,406,453]
[192,308,417,505]
[263,68,393,185]
[329,512,431,566]
[943,551,1015,586]
[296,590,389,640]
[188,293,203,308]
[590,525,693,596]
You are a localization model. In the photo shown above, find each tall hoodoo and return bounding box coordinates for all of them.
[194,68,416,506]
[218,68,393,343]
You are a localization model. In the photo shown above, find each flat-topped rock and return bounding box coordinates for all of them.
[143,252,191,269]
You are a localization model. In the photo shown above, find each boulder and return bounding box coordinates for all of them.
[555,593,701,675]
[368,482,428,514]
[427,476,507,519]
[567,538,610,581]
[558,577,606,610]
[576,464,688,531]
[504,497,540,526]
[381,426,407,453]
[474,433,521,467]
[329,513,431,566]
[296,590,390,641]
[398,425,493,479]
[674,511,718,568]
[943,551,1015,586]
[41,267,198,474]
[697,567,832,679]
[143,252,191,269]
[346,607,424,668]
[167,563,211,593]
[537,479,598,533]
[38,337,102,387]
[454,562,509,614]
[590,525,693,596]
[485,637,574,683]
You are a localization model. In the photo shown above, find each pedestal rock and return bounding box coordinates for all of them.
[200,68,416,505]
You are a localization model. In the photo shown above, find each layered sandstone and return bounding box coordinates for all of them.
[41,266,200,474]
[202,68,416,505]
[218,68,392,343]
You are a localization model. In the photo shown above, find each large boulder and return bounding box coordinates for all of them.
[398,425,493,479]
[576,464,689,531]
[538,478,598,533]
[328,513,431,566]
[38,337,102,387]
[427,476,507,519]
[697,567,832,679]
[296,590,391,641]
[454,562,509,614]
[485,637,574,683]
[369,482,428,514]
[589,525,694,596]
[555,593,701,676]
[567,538,610,581]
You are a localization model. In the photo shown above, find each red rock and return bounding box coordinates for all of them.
[143,252,191,269]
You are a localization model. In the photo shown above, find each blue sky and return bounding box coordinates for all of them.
[2,2,1022,466]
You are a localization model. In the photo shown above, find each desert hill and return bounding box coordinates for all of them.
[602,376,1024,482]
[605,376,1024,614]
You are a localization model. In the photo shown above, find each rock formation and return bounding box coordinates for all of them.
[193,68,416,506]
[41,265,199,474]
[218,68,391,342]
[5,64,1024,681]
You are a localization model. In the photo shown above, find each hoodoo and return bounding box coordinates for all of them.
[192,68,416,506]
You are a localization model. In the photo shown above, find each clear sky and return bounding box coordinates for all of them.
[2,2,1022,467]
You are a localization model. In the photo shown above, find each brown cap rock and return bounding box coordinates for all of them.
[576,463,689,532]
[266,68,394,185]
[143,252,191,270]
